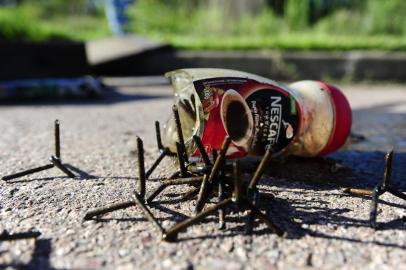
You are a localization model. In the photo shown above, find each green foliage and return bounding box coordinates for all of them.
[0,2,109,41]
[130,1,284,39]
[130,0,194,35]
[366,0,406,35]
[285,0,309,30]
[166,33,406,51]
[314,9,365,35]
[0,5,68,41]
[1,0,406,51]
[23,0,103,16]
[128,0,406,50]
[314,0,406,36]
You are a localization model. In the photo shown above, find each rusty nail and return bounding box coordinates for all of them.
[193,135,211,166]
[2,164,54,181]
[176,142,188,178]
[164,198,233,242]
[146,148,170,179]
[84,200,135,220]
[172,105,189,163]
[137,136,146,199]
[248,146,272,191]
[55,119,60,158]
[50,156,75,178]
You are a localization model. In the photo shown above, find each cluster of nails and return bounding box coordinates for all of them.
[2,106,405,243]
[83,105,284,242]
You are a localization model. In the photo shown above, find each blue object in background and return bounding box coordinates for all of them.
[104,0,135,36]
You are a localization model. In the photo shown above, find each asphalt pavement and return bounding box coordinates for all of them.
[0,80,405,269]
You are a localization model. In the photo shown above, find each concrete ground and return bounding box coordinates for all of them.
[0,79,405,270]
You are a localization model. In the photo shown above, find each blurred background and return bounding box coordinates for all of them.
[1,0,405,50]
[0,0,405,98]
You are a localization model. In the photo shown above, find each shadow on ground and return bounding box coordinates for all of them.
[82,150,405,248]
[0,238,53,270]
[0,87,171,107]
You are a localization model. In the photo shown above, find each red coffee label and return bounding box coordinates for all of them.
[194,77,300,156]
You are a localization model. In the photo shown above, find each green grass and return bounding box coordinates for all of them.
[0,4,109,41]
[1,0,406,51]
[161,34,406,51]
[0,5,66,41]
[128,0,406,51]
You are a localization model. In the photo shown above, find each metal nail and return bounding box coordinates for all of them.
[186,162,211,175]
[194,174,210,214]
[248,147,272,190]
[133,192,165,235]
[55,119,60,158]
[208,137,231,184]
[179,99,196,121]
[2,164,54,181]
[176,142,188,178]
[146,184,168,204]
[232,159,242,204]
[146,148,169,179]
[212,148,218,162]
[179,187,200,201]
[218,181,226,229]
[172,105,189,163]
[193,135,211,166]
[382,146,393,189]
[84,200,135,220]
[190,94,196,113]
[137,137,146,199]
[369,185,381,229]
[162,176,204,186]
[2,119,87,181]
[194,138,231,214]
[50,156,75,178]
[245,190,259,235]
[155,121,164,151]
[342,188,373,196]
[164,198,233,242]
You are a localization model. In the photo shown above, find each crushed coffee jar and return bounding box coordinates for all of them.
[163,68,352,158]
